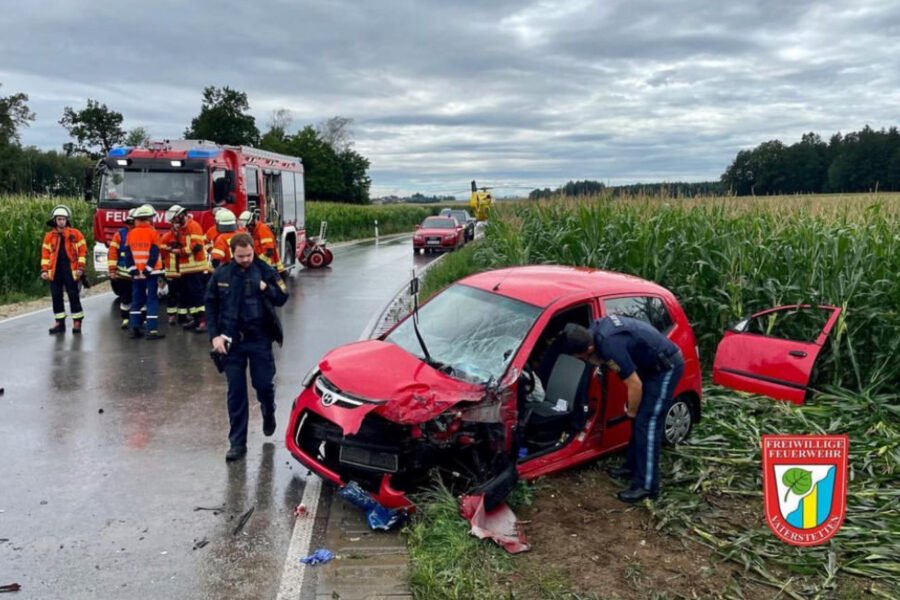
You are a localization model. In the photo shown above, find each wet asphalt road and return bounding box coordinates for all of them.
[0,236,433,599]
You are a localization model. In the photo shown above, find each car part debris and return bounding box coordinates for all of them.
[0,583,21,593]
[299,548,334,565]
[459,493,530,554]
[232,506,255,536]
[338,481,406,530]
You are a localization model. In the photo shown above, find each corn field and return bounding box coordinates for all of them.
[471,193,900,392]
[420,192,899,597]
[0,196,95,301]
[306,201,452,242]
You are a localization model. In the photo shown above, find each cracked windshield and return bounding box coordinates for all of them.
[385,284,541,383]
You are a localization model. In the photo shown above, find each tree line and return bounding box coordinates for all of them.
[529,179,723,199]
[721,126,900,195]
[0,83,371,203]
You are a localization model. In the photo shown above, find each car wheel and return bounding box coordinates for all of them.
[663,395,693,446]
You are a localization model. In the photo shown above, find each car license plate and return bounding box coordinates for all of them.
[426,239,440,245]
[339,445,399,472]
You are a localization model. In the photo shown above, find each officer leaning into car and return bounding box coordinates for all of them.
[563,316,684,503]
[205,233,289,462]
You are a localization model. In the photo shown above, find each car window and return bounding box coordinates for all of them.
[740,307,831,342]
[603,296,674,333]
[385,284,542,383]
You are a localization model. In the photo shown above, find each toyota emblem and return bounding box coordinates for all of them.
[321,391,336,407]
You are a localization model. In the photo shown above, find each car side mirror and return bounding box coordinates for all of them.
[224,170,236,203]
[83,167,94,202]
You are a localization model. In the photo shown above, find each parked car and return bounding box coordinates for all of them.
[285,266,704,509]
[412,216,465,254]
[440,208,475,242]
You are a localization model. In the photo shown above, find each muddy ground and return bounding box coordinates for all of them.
[505,463,773,600]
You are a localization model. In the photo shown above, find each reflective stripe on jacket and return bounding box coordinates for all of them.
[251,222,283,269]
[177,219,208,275]
[160,230,181,278]
[41,227,87,280]
[125,222,163,274]
[108,227,132,279]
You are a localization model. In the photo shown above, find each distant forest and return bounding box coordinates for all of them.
[530,125,900,198]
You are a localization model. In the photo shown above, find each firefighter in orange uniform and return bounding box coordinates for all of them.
[238,210,287,279]
[210,209,245,268]
[167,205,209,332]
[124,204,165,340]
[40,205,87,334]
[160,223,183,326]
[107,208,137,329]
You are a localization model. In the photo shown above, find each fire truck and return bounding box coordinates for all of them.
[88,139,332,275]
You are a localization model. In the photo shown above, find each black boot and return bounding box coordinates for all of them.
[617,487,658,503]
[226,446,247,462]
[262,410,276,437]
[606,464,633,479]
[129,328,144,339]
[144,330,166,340]
[48,320,65,335]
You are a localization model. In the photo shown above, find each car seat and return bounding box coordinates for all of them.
[524,353,592,449]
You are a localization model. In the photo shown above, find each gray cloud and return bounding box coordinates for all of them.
[2,0,898,197]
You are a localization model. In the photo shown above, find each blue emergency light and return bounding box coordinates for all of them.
[108,146,133,157]
[187,148,222,159]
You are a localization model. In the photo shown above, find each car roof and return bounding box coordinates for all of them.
[459,265,674,308]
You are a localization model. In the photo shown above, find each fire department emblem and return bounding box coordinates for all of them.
[762,434,849,546]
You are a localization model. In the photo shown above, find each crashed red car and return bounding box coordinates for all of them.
[412,216,464,254]
[285,266,704,509]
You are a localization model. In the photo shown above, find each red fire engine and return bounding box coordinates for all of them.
[88,139,332,274]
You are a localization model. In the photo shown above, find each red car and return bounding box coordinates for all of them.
[412,216,464,254]
[286,266,704,509]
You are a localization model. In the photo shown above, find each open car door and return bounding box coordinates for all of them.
[713,305,842,404]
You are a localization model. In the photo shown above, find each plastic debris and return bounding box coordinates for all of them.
[0,583,21,593]
[294,503,307,517]
[338,481,406,531]
[299,548,334,565]
[232,506,255,536]
[459,493,531,554]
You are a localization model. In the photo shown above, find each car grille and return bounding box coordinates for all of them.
[314,375,384,408]
[425,236,442,245]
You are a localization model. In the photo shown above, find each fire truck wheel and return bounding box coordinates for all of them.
[307,249,326,268]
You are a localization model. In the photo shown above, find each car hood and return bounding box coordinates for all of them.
[318,340,485,426]
[416,227,457,236]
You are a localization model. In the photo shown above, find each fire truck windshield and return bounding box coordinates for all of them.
[99,168,208,209]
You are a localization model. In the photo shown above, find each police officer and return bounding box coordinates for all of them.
[205,233,289,462]
[564,316,684,502]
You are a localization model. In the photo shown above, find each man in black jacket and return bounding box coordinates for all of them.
[205,233,289,462]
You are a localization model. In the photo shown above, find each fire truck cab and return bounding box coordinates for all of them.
[89,139,308,275]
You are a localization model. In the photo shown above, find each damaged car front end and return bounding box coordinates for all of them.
[285,284,542,509]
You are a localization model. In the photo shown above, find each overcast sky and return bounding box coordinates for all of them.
[3,0,898,197]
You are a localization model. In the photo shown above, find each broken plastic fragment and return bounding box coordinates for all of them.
[299,548,334,565]
[338,481,406,530]
[459,493,531,554]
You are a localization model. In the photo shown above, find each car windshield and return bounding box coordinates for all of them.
[450,211,468,222]
[99,168,208,209]
[422,217,456,229]
[385,284,542,383]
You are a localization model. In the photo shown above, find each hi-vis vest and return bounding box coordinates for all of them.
[41,227,87,280]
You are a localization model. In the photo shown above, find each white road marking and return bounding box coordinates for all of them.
[275,473,322,600]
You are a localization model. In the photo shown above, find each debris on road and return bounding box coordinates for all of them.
[232,506,255,536]
[338,481,405,531]
[193,505,225,513]
[293,503,307,517]
[0,583,21,593]
[299,549,334,565]
[192,537,209,550]
[459,493,530,554]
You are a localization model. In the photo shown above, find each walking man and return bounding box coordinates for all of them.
[564,316,684,502]
[40,205,87,334]
[205,233,289,462]
[124,204,165,340]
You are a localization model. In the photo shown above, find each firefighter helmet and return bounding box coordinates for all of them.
[166,204,188,223]
[46,205,72,227]
[133,204,156,219]
[215,208,237,232]
[124,208,137,224]
[237,210,256,228]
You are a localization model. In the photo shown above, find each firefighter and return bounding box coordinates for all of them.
[204,207,225,254]
[564,317,684,503]
[160,212,183,326]
[41,205,88,334]
[107,209,137,329]
[124,204,165,340]
[210,209,244,268]
[205,232,289,461]
[238,210,287,279]
[167,204,209,332]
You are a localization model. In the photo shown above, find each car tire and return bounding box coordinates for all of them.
[663,395,693,446]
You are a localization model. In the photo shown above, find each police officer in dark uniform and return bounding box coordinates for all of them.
[564,316,684,502]
[205,232,289,462]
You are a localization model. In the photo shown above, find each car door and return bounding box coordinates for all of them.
[712,305,842,404]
